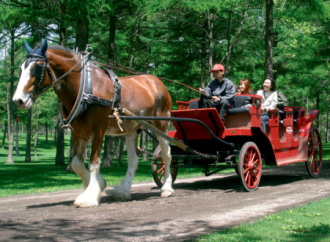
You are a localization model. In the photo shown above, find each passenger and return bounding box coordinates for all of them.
[256,78,278,132]
[277,90,288,110]
[198,64,236,121]
[276,90,289,120]
[237,78,254,94]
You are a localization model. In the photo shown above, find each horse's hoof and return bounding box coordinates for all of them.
[99,177,107,191]
[160,189,174,198]
[74,194,100,207]
[105,186,131,201]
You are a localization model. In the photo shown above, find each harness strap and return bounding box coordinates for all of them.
[62,53,89,128]
[102,68,122,109]
[83,94,113,107]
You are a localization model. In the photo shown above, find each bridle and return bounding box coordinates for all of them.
[24,51,89,98]
[24,53,53,98]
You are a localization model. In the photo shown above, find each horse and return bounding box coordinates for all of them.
[12,39,174,207]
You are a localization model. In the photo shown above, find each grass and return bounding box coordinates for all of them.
[196,198,330,242]
[195,142,330,242]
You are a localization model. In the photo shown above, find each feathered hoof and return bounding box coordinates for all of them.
[105,186,131,201]
[99,177,107,191]
[160,188,174,198]
[74,193,100,208]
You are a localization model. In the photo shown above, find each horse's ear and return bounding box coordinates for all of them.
[41,38,48,55]
[24,40,33,53]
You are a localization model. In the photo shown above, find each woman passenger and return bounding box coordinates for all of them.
[237,78,253,94]
[256,78,278,133]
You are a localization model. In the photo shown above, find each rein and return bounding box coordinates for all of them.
[90,53,206,96]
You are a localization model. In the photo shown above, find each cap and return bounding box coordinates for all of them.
[210,64,225,73]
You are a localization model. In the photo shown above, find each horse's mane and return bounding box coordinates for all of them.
[32,41,73,54]
[48,45,73,54]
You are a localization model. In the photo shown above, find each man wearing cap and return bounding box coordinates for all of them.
[198,64,236,121]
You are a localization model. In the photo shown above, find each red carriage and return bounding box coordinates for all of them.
[151,94,322,191]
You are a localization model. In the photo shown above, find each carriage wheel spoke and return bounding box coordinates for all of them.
[252,159,259,165]
[156,166,165,174]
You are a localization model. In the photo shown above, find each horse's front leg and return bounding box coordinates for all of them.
[70,134,90,188]
[74,132,107,207]
[108,132,139,200]
[157,136,174,197]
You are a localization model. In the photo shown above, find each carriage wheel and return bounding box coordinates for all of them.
[305,127,322,178]
[238,142,262,192]
[151,145,178,188]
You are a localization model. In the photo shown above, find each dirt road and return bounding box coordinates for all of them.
[1,162,330,241]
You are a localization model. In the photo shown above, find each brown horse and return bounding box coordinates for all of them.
[13,39,173,207]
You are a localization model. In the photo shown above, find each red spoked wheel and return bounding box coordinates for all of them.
[305,127,322,178]
[151,145,178,188]
[238,142,262,192]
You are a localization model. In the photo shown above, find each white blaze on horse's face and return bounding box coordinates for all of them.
[12,61,35,109]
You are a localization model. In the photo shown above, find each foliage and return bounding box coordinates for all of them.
[0,0,329,155]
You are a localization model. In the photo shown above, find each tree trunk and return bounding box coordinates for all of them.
[45,125,48,143]
[55,102,65,166]
[113,137,120,159]
[2,123,7,149]
[265,0,274,79]
[326,100,329,143]
[34,107,40,161]
[108,10,117,61]
[15,118,19,156]
[66,133,74,172]
[201,19,207,88]
[76,15,89,51]
[141,130,148,161]
[102,136,113,167]
[128,13,142,69]
[207,10,215,80]
[6,29,16,164]
[316,93,320,128]
[25,109,32,163]
[118,136,124,166]
[224,8,247,75]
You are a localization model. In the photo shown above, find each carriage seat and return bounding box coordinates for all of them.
[227,95,251,115]
[187,95,251,115]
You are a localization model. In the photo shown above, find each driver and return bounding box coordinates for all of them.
[198,64,236,121]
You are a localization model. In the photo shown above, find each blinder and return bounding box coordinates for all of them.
[25,54,51,95]
[31,62,46,79]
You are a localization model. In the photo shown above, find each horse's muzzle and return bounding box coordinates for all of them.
[12,96,33,109]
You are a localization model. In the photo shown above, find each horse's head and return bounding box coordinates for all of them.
[13,39,53,109]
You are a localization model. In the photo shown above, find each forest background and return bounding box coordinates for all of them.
[0,0,329,166]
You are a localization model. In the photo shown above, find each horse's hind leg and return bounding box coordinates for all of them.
[109,132,139,200]
[157,136,174,197]
[74,132,107,207]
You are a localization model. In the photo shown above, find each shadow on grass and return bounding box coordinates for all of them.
[289,223,330,241]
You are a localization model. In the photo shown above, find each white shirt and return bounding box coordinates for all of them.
[256,90,278,111]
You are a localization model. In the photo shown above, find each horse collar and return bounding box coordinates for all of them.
[61,53,122,129]
[61,53,91,128]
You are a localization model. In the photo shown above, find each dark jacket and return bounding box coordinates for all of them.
[203,78,236,103]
